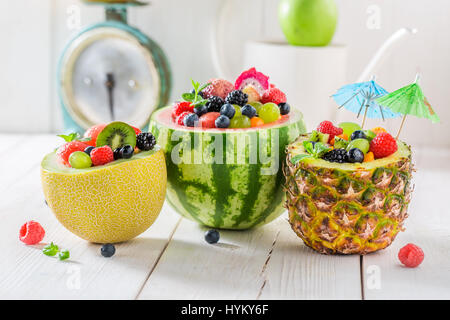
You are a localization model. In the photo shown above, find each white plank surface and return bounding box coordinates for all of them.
[363,148,450,299]
[1,135,450,299]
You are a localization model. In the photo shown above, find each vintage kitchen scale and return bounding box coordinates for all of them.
[58,0,171,133]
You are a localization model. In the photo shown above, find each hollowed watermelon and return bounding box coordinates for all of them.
[149,106,307,229]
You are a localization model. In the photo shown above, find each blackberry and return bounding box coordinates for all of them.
[136,132,156,151]
[206,96,224,112]
[225,90,248,106]
[322,148,348,163]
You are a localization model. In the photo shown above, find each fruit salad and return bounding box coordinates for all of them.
[41,121,166,243]
[299,120,399,165]
[149,68,307,229]
[171,68,291,129]
[285,120,413,254]
[56,121,157,169]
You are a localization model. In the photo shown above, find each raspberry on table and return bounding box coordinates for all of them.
[370,132,398,158]
[172,101,194,120]
[398,243,424,268]
[261,87,287,105]
[90,145,114,166]
[19,221,45,245]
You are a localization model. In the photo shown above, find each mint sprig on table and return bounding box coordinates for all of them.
[43,242,70,261]
[181,79,211,106]
[290,141,331,164]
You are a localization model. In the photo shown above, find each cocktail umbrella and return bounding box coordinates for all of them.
[376,74,439,139]
[332,77,400,128]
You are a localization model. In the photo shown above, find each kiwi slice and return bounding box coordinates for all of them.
[96,122,136,150]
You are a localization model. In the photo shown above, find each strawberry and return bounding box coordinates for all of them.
[172,101,194,120]
[317,121,343,143]
[176,111,192,126]
[398,243,424,268]
[90,146,114,166]
[199,112,220,128]
[19,221,45,245]
[261,87,287,105]
[84,124,107,147]
[369,132,398,158]
[57,141,90,167]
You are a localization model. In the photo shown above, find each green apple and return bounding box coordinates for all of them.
[278,0,338,46]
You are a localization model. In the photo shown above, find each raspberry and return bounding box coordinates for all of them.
[90,145,114,166]
[19,221,45,245]
[83,124,107,147]
[172,101,194,120]
[131,126,141,135]
[176,111,192,126]
[317,121,343,143]
[398,243,424,268]
[57,141,90,167]
[261,87,287,105]
[199,112,220,128]
[202,78,234,99]
[370,132,398,158]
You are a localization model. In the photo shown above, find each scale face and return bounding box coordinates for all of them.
[58,1,171,132]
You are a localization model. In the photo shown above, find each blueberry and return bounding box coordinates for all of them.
[84,146,95,156]
[220,103,236,119]
[350,130,367,141]
[184,113,199,127]
[278,102,290,115]
[347,148,364,163]
[241,104,257,118]
[113,148,122,160]
[101,244,115,258]
[191,88,204,98]
[215,115,230,128]
[205,229,220,244]
[194,105,208,117]
[120,145,134,159]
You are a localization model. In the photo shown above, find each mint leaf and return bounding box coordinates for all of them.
[57,133,80,142]
[182,93,195,101]
[43,242,59,257]
[312,142,331,158]
[303,141,315,154]
[290,154,312,164]
[58,250,70,261]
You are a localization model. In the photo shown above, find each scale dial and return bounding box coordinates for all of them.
[60,27,161,129]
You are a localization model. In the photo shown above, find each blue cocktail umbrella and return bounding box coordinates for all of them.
[332,78,401,128]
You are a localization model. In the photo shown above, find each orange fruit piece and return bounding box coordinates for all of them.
[372,127,387,135]
[337,133,348,140]
[364,151,374,162]
[251,117,264,127]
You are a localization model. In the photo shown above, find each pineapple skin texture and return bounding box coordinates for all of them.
[284,136,413,255]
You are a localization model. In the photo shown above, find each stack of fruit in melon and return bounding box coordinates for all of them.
[41,122,166,243]
[150,68,307,229]
[284,121,413,254]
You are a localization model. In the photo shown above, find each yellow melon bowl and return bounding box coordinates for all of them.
[41,147,167,243]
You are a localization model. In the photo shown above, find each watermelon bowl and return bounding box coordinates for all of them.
[149,106,307,230]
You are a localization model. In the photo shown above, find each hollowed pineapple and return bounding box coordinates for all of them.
[284,134,413,254]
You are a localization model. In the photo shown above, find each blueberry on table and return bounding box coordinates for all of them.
[205,229,220,244]
[101,244,116,257]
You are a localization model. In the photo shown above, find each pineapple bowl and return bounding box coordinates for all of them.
[284,133,413,255]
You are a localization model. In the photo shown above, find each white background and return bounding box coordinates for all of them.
[0,0,448,147]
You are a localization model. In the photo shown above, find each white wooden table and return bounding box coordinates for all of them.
[1,134,449,300]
